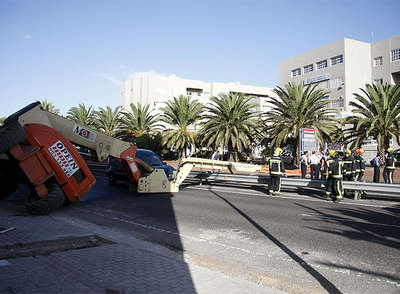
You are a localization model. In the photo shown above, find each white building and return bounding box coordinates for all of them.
[279,35,400,117]
[120,75,275,157]
[279,35,400,158]
[120,74,275,119]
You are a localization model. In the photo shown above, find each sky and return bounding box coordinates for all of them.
[0,0,399,118]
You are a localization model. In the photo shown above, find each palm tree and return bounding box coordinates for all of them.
[119,102,161,143]
[41,99,60,115]
[199,93,259,161]
[66,103,94,126]
[92,106,122,137]
[343,83,400,152]
[264,82,339,165]
[160,95,204,159]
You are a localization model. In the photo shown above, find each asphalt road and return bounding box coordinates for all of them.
[66,176,400,294]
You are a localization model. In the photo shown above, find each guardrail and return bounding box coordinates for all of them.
[88,163,400,198]
[185,171,400,198]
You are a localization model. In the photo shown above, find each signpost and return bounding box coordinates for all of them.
[300,128,317,155]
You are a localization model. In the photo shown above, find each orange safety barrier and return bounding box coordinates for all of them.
[260,166,303,176]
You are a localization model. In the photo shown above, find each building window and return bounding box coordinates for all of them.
[373,79,383,86]
[332,98,344,108]
[391,48,400,62]
[303,64,313,74]
[186,88,203,96]
[291,68,301,77]
[330,55,343,66]
[316,60,327,70]
[330,77,344,89]
[373,56,383,66]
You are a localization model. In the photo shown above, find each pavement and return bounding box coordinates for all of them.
[0,193,288,294]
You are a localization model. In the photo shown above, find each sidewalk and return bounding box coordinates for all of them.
[0,199,287,294]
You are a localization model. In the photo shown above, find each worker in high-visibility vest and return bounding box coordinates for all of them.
[383,148,397,184]
[269,147,286,196]
[342,149,355,181]
[325,150,344,203]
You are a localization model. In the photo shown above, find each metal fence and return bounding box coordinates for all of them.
[88,164,400,199]
[186,171,400,198]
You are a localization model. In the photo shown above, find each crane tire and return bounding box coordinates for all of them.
[25,184,66,215]
[0,121,26,153]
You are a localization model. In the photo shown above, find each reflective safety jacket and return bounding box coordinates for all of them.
[342,155,355,176]
[269,155,286,176]
[385,154,396,170]
[354,154,365,173]
[326,157,343,179]
[360,156,366,173]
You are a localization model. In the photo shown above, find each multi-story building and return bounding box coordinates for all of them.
[279,35,400,117]
[279,35,400,158]
[120,74,275,120]
[120,75,275,157]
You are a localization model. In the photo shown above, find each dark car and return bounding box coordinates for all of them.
[107,149,176,185]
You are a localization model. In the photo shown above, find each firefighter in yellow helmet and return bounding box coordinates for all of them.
[353,148,366,199]
[324,150,344,202]
[342,149,355,181]
[269,147,286,196]
[383,148,397,183]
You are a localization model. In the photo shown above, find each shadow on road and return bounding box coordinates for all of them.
[209,189,343,294]
[295,203,400,249]
[1,177,197,293]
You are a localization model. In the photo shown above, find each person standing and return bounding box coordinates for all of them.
[325,150,344,203]
[300,151,309,178]
[269,147,286,196]
[211,150,221,173]
[319,151,327,180]
[342,149,356,197]
[383,148,397,183]
[358,148,366,182]
[353,148,366,199]
[211,150,220,161]
[353,149,362,181]
[372,153,381,183]
[309,151,320,179]
[342,149,355,181]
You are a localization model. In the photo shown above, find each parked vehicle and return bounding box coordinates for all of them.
[107,149,176,185]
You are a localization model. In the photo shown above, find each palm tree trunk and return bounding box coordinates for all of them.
[295,138,300,167]
[383,136,390,153]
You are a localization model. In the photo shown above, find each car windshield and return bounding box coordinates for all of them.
[136,151,164,166]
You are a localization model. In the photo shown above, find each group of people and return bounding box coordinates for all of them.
[371,148,397,184]
[269,147,397,202]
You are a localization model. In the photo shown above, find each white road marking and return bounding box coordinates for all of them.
[74,207,400,288]
[186,186,400,209]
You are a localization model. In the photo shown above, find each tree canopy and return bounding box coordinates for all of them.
[199,93,259,161]
[343,83,400,152]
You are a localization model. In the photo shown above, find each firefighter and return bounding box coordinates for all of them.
[353,148,366,199]
[342,148,356,197]
[383,148,397,183]
[353,148,362,181]
[342,149,355,181]
[324,151,335,198]
[269,147,286,196]
[325,150,344,203]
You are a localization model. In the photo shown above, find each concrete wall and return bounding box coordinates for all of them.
[371,35,400,84]
[343,38,371,111]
